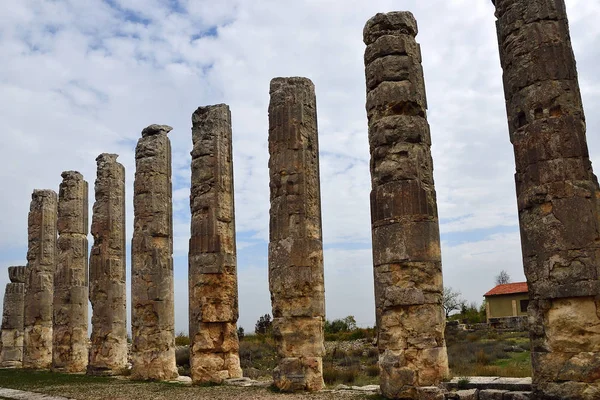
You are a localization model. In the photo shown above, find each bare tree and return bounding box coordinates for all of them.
[443,286,465,318]
[495,270,511,285]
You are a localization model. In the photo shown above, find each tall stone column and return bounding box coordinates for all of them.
[493,1,600,398]
[52,171,89,372]
[88,154,128,375]
[1,266,26,367]
[268,77,325,392]
[363,12,448,399]
[131,124,178,381]
[23,189,57,369]
[189,105,242,383]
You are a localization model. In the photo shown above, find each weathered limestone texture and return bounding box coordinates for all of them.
[189,105,242,383]
[23,189,57,369]
[268,77,325,392]
[364,12,449,399]
[88,154,128,375]
[131,124,178,380]
[53,171,88,372]
[1,266,26,367]
[493,1,600,398]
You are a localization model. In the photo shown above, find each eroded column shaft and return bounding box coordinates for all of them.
[1,266,26,367]
[131,124,178,380]
[53,171,89,372]
[189,105,242,383]
[493,1,600,398]
[364,12,448,399]
[23,189,57,369]
[268,77,325,392]
[88,153,128,375]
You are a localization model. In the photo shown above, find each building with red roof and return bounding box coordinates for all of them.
[483,282,529,322]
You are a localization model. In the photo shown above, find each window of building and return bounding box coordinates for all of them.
[520,299,529,313]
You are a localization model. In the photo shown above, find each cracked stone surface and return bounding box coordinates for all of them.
[131,124,178,381]
[268,77,325,392]
[363,11,448,399]
[189,104,242,384]
[23,189,57,369]
[88,154,128,375]
[53,171,89,373]
[1,266,26,367]
[493,1,600,398]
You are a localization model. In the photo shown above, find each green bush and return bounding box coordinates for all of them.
[175,332,190,346]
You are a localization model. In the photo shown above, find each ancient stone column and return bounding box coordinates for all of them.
[189,105,242,383]
[363,12,448,399]
[268,77,325,392]
[23,189,57,369]
[493,1,600,398]
[131,124,178,381]
[88,154,128,375]
[1,266,26,367]
[52,171,89,372]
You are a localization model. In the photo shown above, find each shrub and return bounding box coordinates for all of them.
[175,332,190,346]
[365,364,379,377]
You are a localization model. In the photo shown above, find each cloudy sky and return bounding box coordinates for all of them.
[1,0,599,334]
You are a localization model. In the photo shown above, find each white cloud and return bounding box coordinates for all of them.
[0,1,598,335]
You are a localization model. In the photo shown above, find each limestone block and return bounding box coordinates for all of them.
[503,392,530,400]
[479,389,507,400]
[454,389,478,400]
[365,34,421,65]
[363,12,418,45]
[273,357,323,392]
[1,276,25,367]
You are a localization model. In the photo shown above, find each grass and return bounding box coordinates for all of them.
[447,329,531,377]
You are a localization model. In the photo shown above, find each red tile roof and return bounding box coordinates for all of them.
[484,282,528,297]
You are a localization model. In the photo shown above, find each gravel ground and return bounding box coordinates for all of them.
[2,384,374,400]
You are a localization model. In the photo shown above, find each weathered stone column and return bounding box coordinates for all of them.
[268,77,325,392]
[23,189,57,369]
[1,266,26,367]
[88,154,128,375]
[493,1,600,398]
[189,105,242,383]
[131,124,178,380]
[364,12,448,399]
[52,171,89,372]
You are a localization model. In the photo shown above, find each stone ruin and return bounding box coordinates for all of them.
[88,154,128,375]
[1,266,26,367]
[268,77,326,391]
[189,105,243,383]
[53,171,89,373]
[364,11,448,399]
[0,1,599,399]
[492,0,600,398]
[130,124,178,381]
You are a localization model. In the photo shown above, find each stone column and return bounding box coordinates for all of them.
[363,12,448,399]
[189,105,242,383]
[1,266,26,367]
[268,77,325,392]
[88,154,128,375]
[131,124,178,381]
[23,189,57,369]
[52,171,88,372]
[493,1,600,398]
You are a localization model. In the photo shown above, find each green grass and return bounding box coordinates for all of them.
[0,368,117,389]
